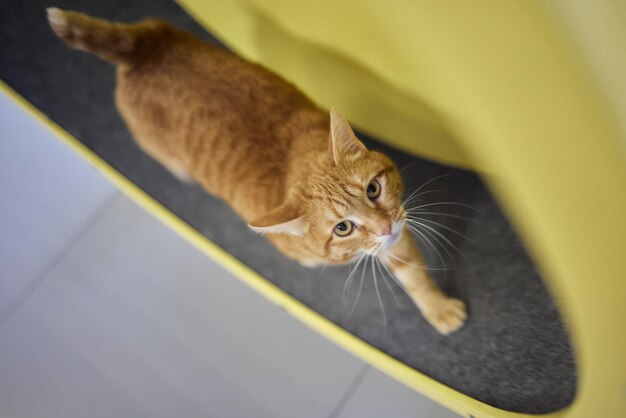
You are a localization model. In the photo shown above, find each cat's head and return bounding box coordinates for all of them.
[249,108,406,264]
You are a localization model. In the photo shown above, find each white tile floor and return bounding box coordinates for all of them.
[0,92,459,418]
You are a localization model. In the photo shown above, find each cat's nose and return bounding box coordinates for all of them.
[376,223,392,236]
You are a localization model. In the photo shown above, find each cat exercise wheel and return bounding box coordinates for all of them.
[1,1,624,417]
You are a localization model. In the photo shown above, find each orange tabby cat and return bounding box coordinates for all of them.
[48,8,466,334]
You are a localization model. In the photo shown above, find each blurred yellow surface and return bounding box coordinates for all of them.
[177,1,626,417]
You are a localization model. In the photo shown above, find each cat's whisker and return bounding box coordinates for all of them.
[408,201,480,213]
[403,173,455,200]
[374,256,401,307]
[343,253,366,304]
[385,252,448,273]
[406,220,456,265]
[406,219,471,263]
[403,190,430,207]
[405,210,479,223]
[398,161,418,173]
[407,215,477,246]
[404,223,453,271]
[376,255,405,305]
[411,223,456,279]
[318,261,329,279]
[402,189,443,207]
[345,257,368,320]
[371,256,388,334]
[402,173,457,206]
[342,258,356,304]
[378,255,404,287]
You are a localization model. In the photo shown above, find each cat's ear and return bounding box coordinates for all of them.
[328,107,367,166]
[248,201,308,236]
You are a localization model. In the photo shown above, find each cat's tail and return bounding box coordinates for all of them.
[47,7,170,66]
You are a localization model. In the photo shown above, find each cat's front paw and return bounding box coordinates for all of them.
[422,297,467,335]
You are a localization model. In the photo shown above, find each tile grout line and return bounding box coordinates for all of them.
[328,364,370,418]
[0,191,120,328]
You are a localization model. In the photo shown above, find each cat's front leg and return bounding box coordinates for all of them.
[383,230,467,334]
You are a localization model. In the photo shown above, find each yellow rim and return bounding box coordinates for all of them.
[0,80,568,418]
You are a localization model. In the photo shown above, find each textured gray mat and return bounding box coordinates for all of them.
[0,0,576,413]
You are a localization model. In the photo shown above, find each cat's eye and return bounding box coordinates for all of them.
[366,179,381,200]
[334,220,354,237]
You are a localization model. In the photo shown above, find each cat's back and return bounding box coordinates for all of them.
[116,26,315,138]
[115,23,325,215]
